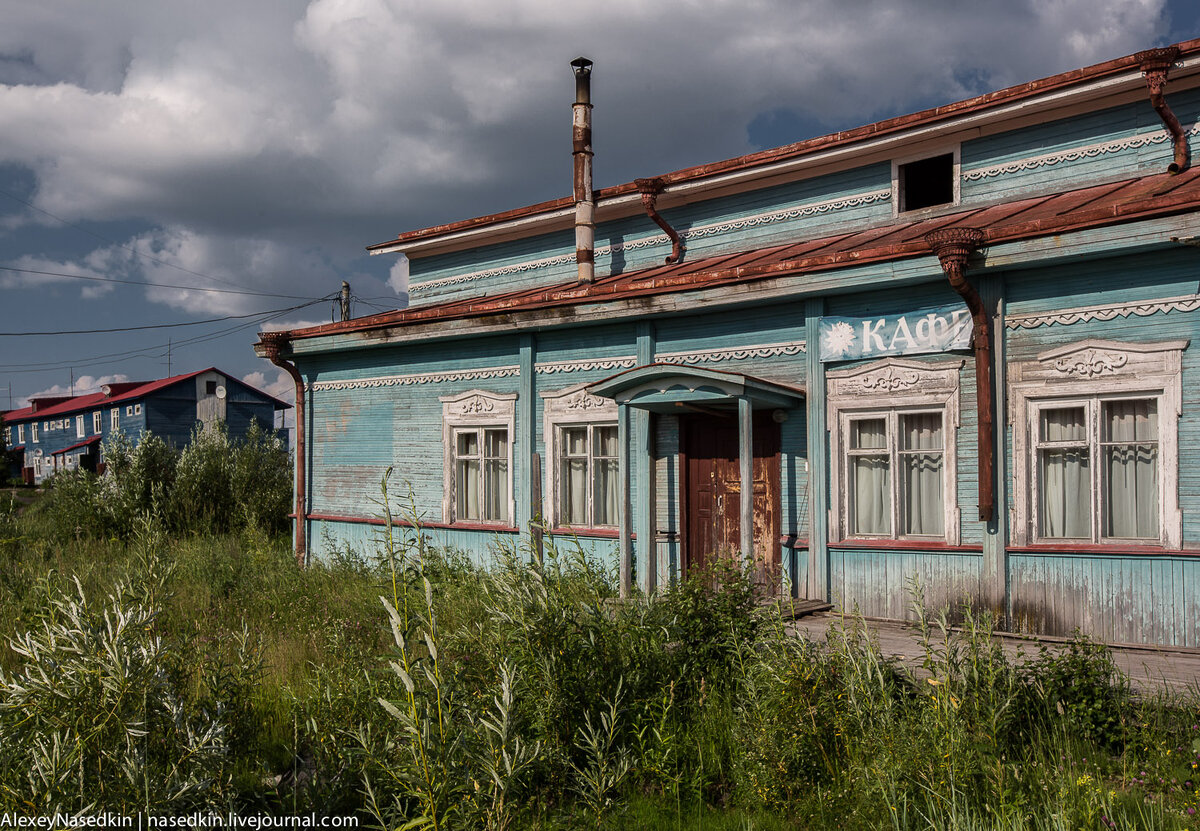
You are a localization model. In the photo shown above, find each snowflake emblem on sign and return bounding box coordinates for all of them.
[822,321,856,357]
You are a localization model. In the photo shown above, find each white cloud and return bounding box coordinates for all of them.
[241,368,295,405]
[18,373,131,408]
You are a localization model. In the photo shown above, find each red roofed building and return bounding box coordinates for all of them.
[3,368,289,483]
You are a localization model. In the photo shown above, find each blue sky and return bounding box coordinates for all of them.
[1,0,1197,415]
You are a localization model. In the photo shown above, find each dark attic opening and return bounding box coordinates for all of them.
[899,152,955,211]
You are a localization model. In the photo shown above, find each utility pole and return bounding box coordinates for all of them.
[69,368,74,396]
[340,281,351,322]
[167,339,172,376]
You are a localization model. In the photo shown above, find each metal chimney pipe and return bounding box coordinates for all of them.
[571,57,595,283]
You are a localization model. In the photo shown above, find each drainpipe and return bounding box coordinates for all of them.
[1137,46,1190,174]
[635,177,685,264]
[925,228,993,523]
[572,57,595,284]
[259,331,307,567]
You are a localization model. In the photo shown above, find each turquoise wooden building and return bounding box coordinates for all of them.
[257,41,1200,646]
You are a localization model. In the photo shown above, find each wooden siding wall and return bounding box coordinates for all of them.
[404,88,1200,308]
[1000,248,1200,642]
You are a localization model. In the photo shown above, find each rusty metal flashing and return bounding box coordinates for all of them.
[635,177,685,264]
[1138,46,1190,174]
[924,227,992,523]
[277,169,1200,345]
[259,331,307,567]
[367,39,1200,255]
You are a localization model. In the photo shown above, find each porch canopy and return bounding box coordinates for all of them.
[587,364,805,592]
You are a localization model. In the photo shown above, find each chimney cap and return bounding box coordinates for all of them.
[570,57,593,75]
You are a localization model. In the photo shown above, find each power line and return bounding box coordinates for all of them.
[0,264,321,300]
[0,299,329,336]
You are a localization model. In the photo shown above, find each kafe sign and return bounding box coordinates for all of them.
[818,304,972,362]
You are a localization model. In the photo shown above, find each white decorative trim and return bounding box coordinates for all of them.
[827,358,964,545]
[1008,338,1187,549]
[439,390,517,525]
[657,340,807,364]
[1051,349,1127,378]
[535,356,637,375]
[410,190,890,293]
[962,125,1200,181]
[1005,294,1200,330]
[541,383,620,529]
[310,366,520,391]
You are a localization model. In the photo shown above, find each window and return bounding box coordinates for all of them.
[542,383,621,529]
[453,427,509,522]
[206,380,218,395]
[134,404,142,416]
[126,406,133,416]
[31,423,38,443]
[110,409,119,430]
[894,148,959,214]
[1010,339,1184,548]
[827,358,962,543]
[76,414,85,438]
[559,424,619,527]
[440,390,516,525]
[17,424,23,444]
[93,411,102,434]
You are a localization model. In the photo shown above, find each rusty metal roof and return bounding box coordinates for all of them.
[282,167,1200,343]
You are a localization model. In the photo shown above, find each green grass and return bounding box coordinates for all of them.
[1,485,1199,827]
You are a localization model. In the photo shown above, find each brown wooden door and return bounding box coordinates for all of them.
[681,412,781,586]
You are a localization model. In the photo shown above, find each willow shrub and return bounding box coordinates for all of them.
[35,421,290,541]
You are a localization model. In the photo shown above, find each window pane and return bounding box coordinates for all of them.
[457,431,479,458]
[594,425,619,457]
[1103,400,1158,539]
[484,457,508,522]
[456,459,480,520]
[850,455,890,535]
[901,413,943,535]
[563,427,587,457]
[561,458,587,525]
[1041,407,1086,442]
[1039,447,1090,538]
[593,457,618,526]
[851,419,887,450]
[485,429,507,459]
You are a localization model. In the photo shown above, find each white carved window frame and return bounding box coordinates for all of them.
[827,357,963,544]
[541,382,619,530]
[439,389,517,526]
[1009,338,1186,549]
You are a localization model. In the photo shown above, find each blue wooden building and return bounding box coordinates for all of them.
[257,41,1200,646]
[3,368,288,483]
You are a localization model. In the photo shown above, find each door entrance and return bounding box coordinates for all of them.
[680,412,781,587]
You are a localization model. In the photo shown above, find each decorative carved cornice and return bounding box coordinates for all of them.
[311,366,520,391]
[657,340,806,364]
[1005,295,1200,329]
[1051,349,1128,378]
[536,356,637,374]
[454,395,495,415]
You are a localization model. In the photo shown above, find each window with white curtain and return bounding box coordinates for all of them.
[558,424,619,527]
[827,357,962,544]
[1010,338,1184,549]
[440,390,517,526]
[541,383,621,531]
[1033,398,1159,541]
[453,427,509,523]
